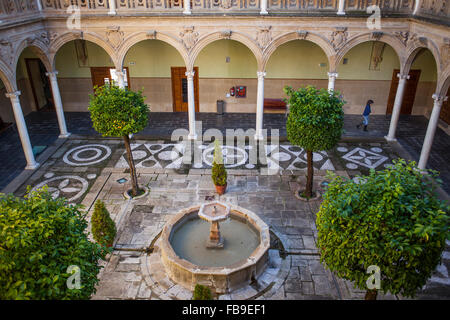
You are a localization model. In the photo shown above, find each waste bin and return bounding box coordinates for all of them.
[217,100,225,115]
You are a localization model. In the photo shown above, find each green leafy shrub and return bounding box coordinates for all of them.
[89,84,148,197]
[316,159,449,299]
[211,140,227,186]
[284,86,344,197]
[192,284,212,300]
[91,200,117,247]
[0,188,108,299]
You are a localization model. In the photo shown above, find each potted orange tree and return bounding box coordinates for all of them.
[211,140,227,195]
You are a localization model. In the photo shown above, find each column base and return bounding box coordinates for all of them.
[337,11,346,15]
[188,134,198,140]
[260,10,268,15]
[384,135,397,142]
[59,132,71,139]
[25,162,40,170]
[108,11,117,15]
[183,10,192,15]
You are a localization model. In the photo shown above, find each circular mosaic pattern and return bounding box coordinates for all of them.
[346,163,358,169]
[303,152,323,162]
[31,175,89,202]
[149,145,163,151]
[141,160,157,168]
[63,144,111,166]
[203,146,248,168]
[132,150,148,160]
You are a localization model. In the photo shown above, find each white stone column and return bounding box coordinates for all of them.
[337,0,345,15]
[255,71,266,141]
[6,91,39,170]
[115,70,125,89]
[46,71,70,138]
[418,94,447,170]
[327,72,338,92]
[385,73,409,142]
[260,0,268,15]
[36,0,42,11]
[185,71,197,140]
[108,0,117,15]
[183,0,191,14]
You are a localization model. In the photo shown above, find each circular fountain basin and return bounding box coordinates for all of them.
[160,203,270,294]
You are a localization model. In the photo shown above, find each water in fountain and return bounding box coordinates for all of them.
[170,215,260,267]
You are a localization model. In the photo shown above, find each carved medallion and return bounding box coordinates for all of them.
[257,26,272,49]
[180,26,199,50]
[220,30,232,40]
[106,26,124,48]
[331,27,347,50]
[395,31,409,46]
[296,30,308,40]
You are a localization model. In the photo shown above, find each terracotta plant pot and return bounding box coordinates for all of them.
[215,184,227,195]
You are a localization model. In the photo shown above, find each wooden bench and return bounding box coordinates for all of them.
[264,98,287,111]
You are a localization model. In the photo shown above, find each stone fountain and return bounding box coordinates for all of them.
[198,202,230,249]
[159,202,270,294]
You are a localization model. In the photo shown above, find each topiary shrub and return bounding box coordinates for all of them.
[211,140,227,187]
[91,200,117,247]
[0,187,109,299]
[316,159,449,300]
[284,86,344,198]
[192,284,212,300]
[89,84,148,197]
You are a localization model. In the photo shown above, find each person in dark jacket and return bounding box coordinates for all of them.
[356,99,374,131]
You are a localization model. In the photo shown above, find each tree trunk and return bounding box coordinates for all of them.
[123,135,139,197]
[365,289,378,300]
[305,150,313,198]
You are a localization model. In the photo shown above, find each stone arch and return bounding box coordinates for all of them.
[262,32,334,71]
[403,41,441,79]
[116,32,189,70]
[189,31,263,71]
[0,60,16,92]
[14,39,52,74]
[49,31,117,70]
[336,33,405,73]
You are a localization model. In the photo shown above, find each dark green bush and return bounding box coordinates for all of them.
[211,141,227,186]
[0,187,108,299]
[91,200,117,247]
[316,159,449,299]
[192,284,212,300]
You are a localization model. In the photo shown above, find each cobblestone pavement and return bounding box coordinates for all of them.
[1,112,448,194]
[9,138,450,300]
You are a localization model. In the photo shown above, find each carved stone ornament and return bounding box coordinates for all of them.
[0,38,13,65]
[221,0,232,9]
[371,32,383,41]
[146,30,157,39]
[331,27,347,50]
[257,26,272,49]
[106,26,124,48]
[180,26,199,50]
[296,30,308,40]
[408,33,427,48]
[220,30,232,40]
[395,31,409,46]
[441,38,450,65]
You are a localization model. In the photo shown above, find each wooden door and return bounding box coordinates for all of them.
[386,69,421,115]
[90,67,130,90]
[440,87,450,124]
[171,67,199,112]
[25,58,54,111]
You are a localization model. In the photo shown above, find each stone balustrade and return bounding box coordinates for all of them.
[0,0,41,22]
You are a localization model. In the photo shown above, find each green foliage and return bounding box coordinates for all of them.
[316,159,449,298]
[91,200,117,247]
[284,86,344,152]
[211,140,227,186]
[88,84,148,138]
[192,284,212,300]
[0,187,108,299]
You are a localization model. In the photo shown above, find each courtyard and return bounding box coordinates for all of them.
[3,126,449,300]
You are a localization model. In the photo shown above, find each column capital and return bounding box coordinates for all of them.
[432,94,448,103]
[185,70,195,79]
[397,73,410,80]
[46,71,59,78]
[5,91,21,99]
[327,72,338,78]
[257,71,266,79]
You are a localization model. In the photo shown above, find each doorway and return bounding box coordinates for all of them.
[171,67,199,112]
[386,69,421,115]
[25,58,54,111]
[90,67,130,90]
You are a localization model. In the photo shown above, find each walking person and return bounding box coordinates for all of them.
[356,99,374,131]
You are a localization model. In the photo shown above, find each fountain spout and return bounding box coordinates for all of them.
[198,202,230,249]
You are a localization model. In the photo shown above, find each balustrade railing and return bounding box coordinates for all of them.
[0,0,40,21]
[416,0,450,21]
